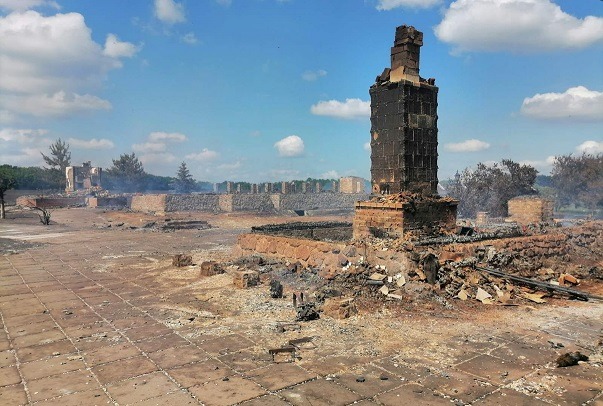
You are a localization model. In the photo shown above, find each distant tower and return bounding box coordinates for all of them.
[370,25,438,196]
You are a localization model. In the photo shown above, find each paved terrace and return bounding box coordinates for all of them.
[0,208,601,405]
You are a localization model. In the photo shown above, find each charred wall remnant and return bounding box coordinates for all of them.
[370,25,438,196]
[65,162,102,193]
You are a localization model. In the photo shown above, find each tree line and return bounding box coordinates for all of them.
[1,139,601,219]
[446,155,602,218]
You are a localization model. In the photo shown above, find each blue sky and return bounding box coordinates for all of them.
[0,0,601,183]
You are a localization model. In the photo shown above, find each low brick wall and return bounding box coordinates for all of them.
[237,232,416,276]
[439,233,568,266]
[16,196,86,208]
[238,233,348,268]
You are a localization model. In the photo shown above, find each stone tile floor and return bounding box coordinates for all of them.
[0,210,602,405]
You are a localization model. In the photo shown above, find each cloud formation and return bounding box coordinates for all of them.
[133,131,187,156]
[310,98,370,120]
[274,135,305,157]
[445,139,491,152]
[148,132,188,142]
[435,0,603,53]
[104,34,141,59]
[1,92,112,118]
[576,141,603,155]
[376,0,440,10]
[0,128,48,143]
[68,138,114,150]
[185,148,219,162]
[0,10,137,119]
[181,32,198,45]
[154,0,185,24]
[301,69,327,82]
[520,86,603,120]
[0,0,58,11]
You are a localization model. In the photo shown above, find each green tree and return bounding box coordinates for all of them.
[447,159,538,218]
[105,153,146,192]
[41,138,71,188]
[552,153,602,210]
[0,167,17,219]
[172,162,196,193]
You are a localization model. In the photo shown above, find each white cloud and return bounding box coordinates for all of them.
[0,128,47,143]
[310,98,370,120]
[301,69,327,82]
[68,138,114,150]
[185,148,219,162]
[0,10,135,119]
[0,0,59,11]
[576,141,603,155]
[181,32,198,45]
[521,86,603,120]
[1,91,112,117]
[0,146,44,166]
[376,0,440,10]
[274,135,305,157]
[445,139,491,152]
[434,0,603,53]
[321,170,340,179]
[148,131,187,142]
[133,142,167,153]
[103,34,140,59]
[218,161,242,170]
[519,156,556,173]
[154,0,185,24]
[363,142,371,152]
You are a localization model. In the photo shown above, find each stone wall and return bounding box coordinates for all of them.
[507,196,554,225]
[231,194,276,212]
[128,192,367,213]
[165,194,220,212]
[130,194,167,212]
[278,193,367,211]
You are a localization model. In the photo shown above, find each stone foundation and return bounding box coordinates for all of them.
[353,195,458,240]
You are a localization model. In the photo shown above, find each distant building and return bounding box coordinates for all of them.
[339,176,365,194]
[65,162,102,192]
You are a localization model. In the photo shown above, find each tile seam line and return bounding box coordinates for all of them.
[6,254,114,405]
